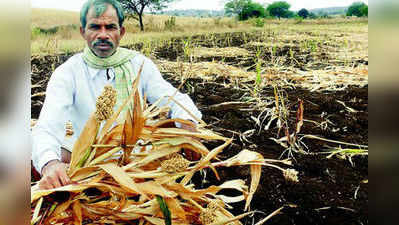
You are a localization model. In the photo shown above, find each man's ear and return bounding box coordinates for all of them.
[120,26,126,38]
[80,27,85,38]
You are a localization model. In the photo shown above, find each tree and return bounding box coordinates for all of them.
[224,0,251,17]
[266,1,291,19]
[360,4,368,17]
[320,12,330,18]
[239,1,267,20]
[284,10,295,18]
[308,12,318,19]
[347,2,368,17]
[224,0,266,20]
[118,0,177,31]
[298,8,309,19]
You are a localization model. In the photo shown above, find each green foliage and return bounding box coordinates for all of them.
[254,47,262,93]
[31,24,78,40]
[255,61,262,85]
[305,39,318,52]
[224,0,251,16]
[360,4,368,17]
[264,9,272,18]
[320,13,330,18]
[182,38,193,61]
[266,1,291,19]
[142,40,153,56]
[224,0,266,21]
[31,26,42,40]
[156,196,171,225]
[294,15,303,24]
[284,10,296,18]
[347,2,368,17]
[310,7,347,16]
[298,8,309,18]
[238,1,267,20]
[308,12,318,19]
[251,17,266,27]
[164,16,176,30]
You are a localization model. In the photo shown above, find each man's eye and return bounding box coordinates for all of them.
[106,25,118,30]
[89,25,100,30]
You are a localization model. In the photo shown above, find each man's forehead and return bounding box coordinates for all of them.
[87,4,118,22]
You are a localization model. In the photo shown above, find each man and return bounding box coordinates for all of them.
[32,0,202,190]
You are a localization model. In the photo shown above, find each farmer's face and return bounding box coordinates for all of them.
[80,4,125,58]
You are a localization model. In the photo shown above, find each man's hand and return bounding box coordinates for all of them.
[39,160,72,190]
[180,122,201,161]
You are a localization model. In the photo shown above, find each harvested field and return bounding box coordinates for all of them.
[31,21,368,225]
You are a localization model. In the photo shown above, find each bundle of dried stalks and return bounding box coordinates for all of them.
[31,66,294,225]
[242,42,299,51]
[160,60,368,92]
[284,67,368,92]
[193,47,251,58]
[159,61,255,81]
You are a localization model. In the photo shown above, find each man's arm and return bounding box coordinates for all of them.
[138,57,202,124]
[32,65,74,189]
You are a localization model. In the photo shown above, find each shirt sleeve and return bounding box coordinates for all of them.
[32,64,74,174]
[138,57,202,124]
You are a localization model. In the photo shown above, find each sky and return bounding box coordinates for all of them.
[31,0,369,12]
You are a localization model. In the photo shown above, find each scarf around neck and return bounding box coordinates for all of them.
[82,47,137,122]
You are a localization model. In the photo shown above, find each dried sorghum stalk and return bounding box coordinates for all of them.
[65,121,74,136]
[283,168,299,183]
[161,153,190,173]
[199,201,220,224]
[95,85,117,122]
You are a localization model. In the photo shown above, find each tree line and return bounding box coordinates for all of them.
[224,0,368,21]
[115,0,368,31]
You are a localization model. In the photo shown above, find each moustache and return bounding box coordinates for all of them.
[92,39,114,48]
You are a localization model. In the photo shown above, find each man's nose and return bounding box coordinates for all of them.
[97,27,109,40]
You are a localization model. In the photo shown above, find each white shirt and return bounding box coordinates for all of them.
[32,52,202,173]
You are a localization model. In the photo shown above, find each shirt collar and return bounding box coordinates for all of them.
[87,66,100,79]
[87,66,114,81]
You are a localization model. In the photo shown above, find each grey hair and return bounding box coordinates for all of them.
[80,0,125,29]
